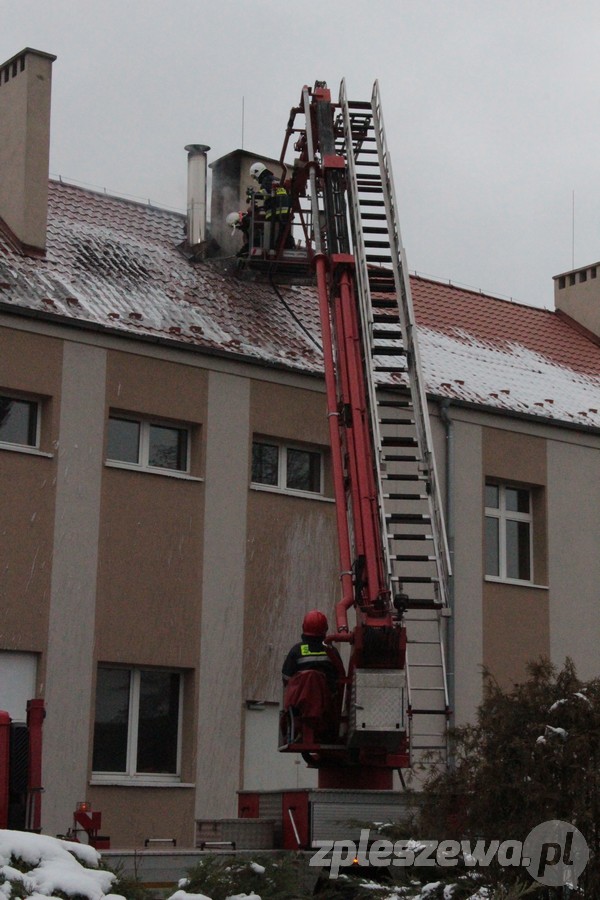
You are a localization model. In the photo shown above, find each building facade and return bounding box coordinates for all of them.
[1,48,600,848]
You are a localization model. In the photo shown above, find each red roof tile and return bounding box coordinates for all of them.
[1,180,599,430]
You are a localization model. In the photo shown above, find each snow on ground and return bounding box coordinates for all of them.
[0,830,494,900]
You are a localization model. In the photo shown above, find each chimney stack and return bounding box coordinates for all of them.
[554,262,600,338]
[0,48,56,254]
[185,144,210,247]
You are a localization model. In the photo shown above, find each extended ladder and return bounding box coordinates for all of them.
[336,80,451,769]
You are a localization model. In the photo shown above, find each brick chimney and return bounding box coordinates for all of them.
[553,263,600,338]
[0,48,56,255]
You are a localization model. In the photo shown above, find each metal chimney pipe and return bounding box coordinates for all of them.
[185,144,210,246]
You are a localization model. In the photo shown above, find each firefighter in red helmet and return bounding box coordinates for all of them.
[282,610,342,687]
[281,610,345,743]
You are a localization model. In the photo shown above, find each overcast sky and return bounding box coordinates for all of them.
[4,1,600,309]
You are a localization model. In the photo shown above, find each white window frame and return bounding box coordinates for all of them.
[485,483,534,584]
[106,414,193,477]
[0,393,41,452]
[92,666,184,785]
[251,438,325,499]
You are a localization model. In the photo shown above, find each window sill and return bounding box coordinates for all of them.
[485,576,549,590]
[0,442,53,458]
[250,484,334,503]
[90,778,195,788]
[105,460,203,482]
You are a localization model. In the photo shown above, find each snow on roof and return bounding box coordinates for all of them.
[1,179,599,430]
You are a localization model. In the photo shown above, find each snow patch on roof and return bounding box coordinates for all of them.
[420,327,600,427]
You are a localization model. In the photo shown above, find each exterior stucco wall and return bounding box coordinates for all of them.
[450,415,484,725]
[0,328,61,657]
[548,437,600,680]
[43,341,106,837]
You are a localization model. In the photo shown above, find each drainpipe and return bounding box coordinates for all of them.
[438,399,455,768]
[185,144,210,248]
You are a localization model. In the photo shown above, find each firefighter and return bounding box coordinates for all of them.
[281,610,345,743]
[249,162,294,252]
[282,610,343,688]
[226,210,251,256]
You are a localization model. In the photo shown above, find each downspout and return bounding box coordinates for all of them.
[438,399,455,768]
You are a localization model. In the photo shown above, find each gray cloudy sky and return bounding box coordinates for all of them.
[4,0,600,308]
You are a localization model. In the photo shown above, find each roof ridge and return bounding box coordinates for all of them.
[48,177,185,218]
[410,272,553,314]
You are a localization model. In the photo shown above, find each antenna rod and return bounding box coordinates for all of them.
[572,189,575,269]
[242,97,245,150]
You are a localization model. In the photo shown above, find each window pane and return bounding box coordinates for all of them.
[506,519,531,580]
[107,418,140,463]
[0,397,37,446]
[252,442,278,485]
[136,671,180,774]
[148,424,187,470]
[92,668,131,772]
[286,448,321,492]
[485,516,500,576]
[484,484,499,509]
[505,487,529,513]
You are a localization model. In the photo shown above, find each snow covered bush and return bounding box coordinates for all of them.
[0,830,123,900]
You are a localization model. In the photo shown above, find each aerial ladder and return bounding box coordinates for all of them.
[273,81,451,787]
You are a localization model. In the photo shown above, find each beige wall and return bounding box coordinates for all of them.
[4,311,600,847]
[0,328,61,655]
[481,426,549,688]
[44,341,107,836]
[547,438,600,680]
[245,379,338,702]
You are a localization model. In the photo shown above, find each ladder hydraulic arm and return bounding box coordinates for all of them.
[278,81,451,782]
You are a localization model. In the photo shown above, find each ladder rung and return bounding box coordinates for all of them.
[373,347,405,356]
[401,576,439,583]
[387,512,430,522]
[374,364,406,373]
[379,419,415,426]
[372,328,402,339]
[382,437,418,446]
[367,255,392,262]
[378,399,412,408]
[388,533,433,541]
[384,492,428,500]
[391,554,436,562]
[404,602,443,610]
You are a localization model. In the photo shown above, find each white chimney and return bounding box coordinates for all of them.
[185,144,210,247]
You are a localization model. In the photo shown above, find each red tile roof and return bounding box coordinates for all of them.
[1,179,599,430]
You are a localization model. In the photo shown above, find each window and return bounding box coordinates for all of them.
[0,395,38,448]
[252,440,322,494]
[92,666,182,780]
[485,483,532,582]
[107,416,189,473]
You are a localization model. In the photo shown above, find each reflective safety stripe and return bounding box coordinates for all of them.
[300,644,327,657]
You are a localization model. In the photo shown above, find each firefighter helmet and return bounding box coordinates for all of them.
[250,162,266,181]
[226,211,241,228]
[302,610,328,637]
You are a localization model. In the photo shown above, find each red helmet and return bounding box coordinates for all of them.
[302,610,328,637]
